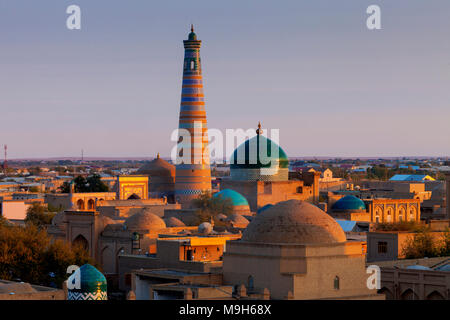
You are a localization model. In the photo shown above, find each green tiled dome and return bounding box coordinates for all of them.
[67,264,107,300]
[230,135,289,170]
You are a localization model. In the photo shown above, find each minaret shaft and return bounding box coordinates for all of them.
[175,27,212,207]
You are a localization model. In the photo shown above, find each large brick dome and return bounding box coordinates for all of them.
[124,209,166,232]
[242,200,346,244]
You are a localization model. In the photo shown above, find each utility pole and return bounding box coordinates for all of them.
[2,145,7,176]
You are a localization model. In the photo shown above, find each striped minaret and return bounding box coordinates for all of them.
[175,26,211,207]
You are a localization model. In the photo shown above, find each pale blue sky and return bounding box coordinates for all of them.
[1,0,449,159]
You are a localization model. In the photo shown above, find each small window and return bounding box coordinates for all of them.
[334,276,340,290]
[186,249,193,261]
[191,60,195,70]
[378,241,387,254]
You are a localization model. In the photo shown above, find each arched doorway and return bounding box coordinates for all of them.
[401,288,419,300]
[398,207,406,222]
[101,246,115,274]
[427,291,445,300]
[386,207,394,223]
[76,199,85,210]
[73,234,89,252]
[128,193,141,200]
[374,207,382,223]
[409,207,416,221]
[378,287,393,300]
[87,199,95,210]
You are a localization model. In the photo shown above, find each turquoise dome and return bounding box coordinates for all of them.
[230,134,289,170]
[213,189,249,207]
[67,264,107,300]
[332,195,366,211]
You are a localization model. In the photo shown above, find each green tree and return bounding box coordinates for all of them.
[25,203,56,229]
[28,186,40,193]
[191,191,234,224]
[402,229,439,259]
[0,223,94,288]
[86,174,109,192]
[438,228,450,256]
[60,174,109,193]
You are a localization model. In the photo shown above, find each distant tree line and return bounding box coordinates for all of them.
[59,174,109,193]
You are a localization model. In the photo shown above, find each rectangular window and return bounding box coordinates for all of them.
[378,241,387,254]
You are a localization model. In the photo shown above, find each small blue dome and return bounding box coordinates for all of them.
[406,265,432,271]
[332,195,366,211]
[213,189,249,207]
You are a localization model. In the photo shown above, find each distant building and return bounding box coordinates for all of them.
[328,195,421,224]
[366,224,449,262]
[371,257,450,300]
[389,174,435,182]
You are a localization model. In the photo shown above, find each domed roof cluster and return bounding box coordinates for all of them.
[164,217,186,227]
[198,222,213,235]
[230,123,289,182]
[213,189,249,207]
[124,209,166,232]
[226,214,249,227]
[332,195,366,212]
[242,200,346,244]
